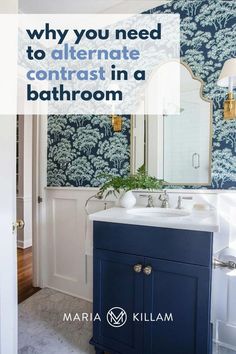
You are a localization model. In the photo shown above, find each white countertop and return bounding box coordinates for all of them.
[89,207,220,233]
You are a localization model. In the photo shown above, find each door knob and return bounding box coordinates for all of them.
[143,266,152,275]
[133,264,142,273]
[13,219,25,232]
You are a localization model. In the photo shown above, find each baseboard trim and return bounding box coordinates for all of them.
[214,320,236,351]
[45,285,92,303]
[17,239,32,249]
[214,340,236,352]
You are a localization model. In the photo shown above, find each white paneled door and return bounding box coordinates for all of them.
[0,0,18,352]
[0,115,17,354]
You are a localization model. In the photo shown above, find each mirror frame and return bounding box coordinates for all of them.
[130,60,213,186]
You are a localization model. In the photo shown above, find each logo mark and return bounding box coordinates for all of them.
[106,307,127,328]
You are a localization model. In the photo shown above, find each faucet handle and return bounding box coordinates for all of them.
[176,196,182,209]
[147,195,155,208]
[176,195,193,209]
[139,194,155,208]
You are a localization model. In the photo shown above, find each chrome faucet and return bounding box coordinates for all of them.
[159,190,169,208]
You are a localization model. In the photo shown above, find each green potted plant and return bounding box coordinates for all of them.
[99,165,164,209]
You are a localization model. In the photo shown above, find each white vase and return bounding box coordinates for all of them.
[119,191,136,209]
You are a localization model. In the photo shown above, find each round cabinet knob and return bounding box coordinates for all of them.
[133,264,142,273]
[143,266,152,275]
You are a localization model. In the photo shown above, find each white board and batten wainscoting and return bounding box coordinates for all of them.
[45,187,115,302]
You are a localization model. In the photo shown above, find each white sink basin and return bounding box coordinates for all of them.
[127,208,191,218]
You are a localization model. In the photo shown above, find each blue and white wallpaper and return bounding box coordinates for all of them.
[47,115,130,187]
[48,0,236,189]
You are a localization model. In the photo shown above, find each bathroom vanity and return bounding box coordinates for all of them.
[89,207,219,354]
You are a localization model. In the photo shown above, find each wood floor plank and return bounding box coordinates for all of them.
[17,247,41,303]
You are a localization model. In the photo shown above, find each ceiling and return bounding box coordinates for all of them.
[19,0,170,14]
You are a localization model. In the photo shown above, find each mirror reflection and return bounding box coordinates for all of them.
[132,62,212,186]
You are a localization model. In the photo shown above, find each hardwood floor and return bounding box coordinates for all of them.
[17,247,40,303]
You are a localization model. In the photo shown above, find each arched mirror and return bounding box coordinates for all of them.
[131,62,213,185]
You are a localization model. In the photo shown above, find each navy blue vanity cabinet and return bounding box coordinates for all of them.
[143,257,211,354]
[93,250,144,354]
[91,221,213,354]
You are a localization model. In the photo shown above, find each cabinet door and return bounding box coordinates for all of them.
[93,250,144,354]
[144,258,211,354]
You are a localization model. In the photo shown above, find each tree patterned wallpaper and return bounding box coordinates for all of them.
[48,0,236,189]
[47,115,130,187]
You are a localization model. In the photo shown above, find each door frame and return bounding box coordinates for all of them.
[18,67,48,289]
[32,114,48,288]
[0,115,18,354]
